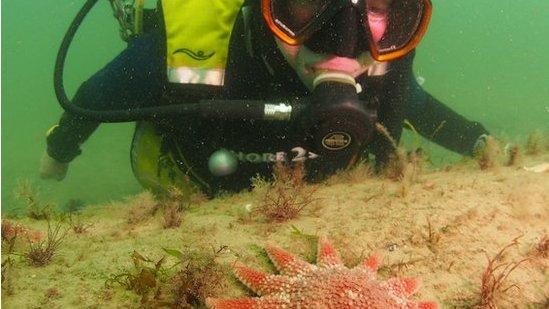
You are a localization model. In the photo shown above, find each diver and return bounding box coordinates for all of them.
[41,0,488,196]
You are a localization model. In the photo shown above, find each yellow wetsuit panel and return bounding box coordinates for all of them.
[130,122,198,197]
[161,0,244,85]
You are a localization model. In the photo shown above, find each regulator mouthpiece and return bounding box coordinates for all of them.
[312,72,362,94]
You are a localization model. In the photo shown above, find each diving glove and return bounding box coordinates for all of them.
[39,151,69,181]
[472,134,490,157]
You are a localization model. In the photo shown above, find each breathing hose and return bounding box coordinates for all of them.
[54,0,300,122]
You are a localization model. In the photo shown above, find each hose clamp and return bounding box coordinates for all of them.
[264,103,293,121]
[109,0,143,41]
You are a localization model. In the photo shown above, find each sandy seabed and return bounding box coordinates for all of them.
[2,152,548,308]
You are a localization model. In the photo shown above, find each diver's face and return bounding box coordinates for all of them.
[275,5,388,90]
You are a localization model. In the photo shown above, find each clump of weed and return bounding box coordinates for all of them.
[386,148,407,180]
[2,220,25,247]
[289,225,319,261]
[1,249,17,297]
[1,256,15,295]
[237,176,271,223]
[67,213,92,234]
[106,251,168,305]
[62,198,86,213]
[479,237,529,309]
[397,148,427,197]
[106,245,228,307]
[531,234,548,259]
[375,123,425,188]
[258,161,316,222]
[162,202,182,229]
[475,135,502,170]
[235,203,254,224]
[375,123,406,180]
[524,131,543,155]
[248,174,270,200]
[188,191,208,206]
[1,220,22,295]
[25,220,66,267]
[378,256,425,278]
[407,148,426,175]
[2,220,43,248]
[422,219,442,253]
[159,186,188,229]
[2,220,46,295]
[504,144,522,167]
[348,159,375,181]
[41,287,62,305]
[126,191,159,225]
[164,245,229,308]
[327,158,374,185]
[14,180,53,220]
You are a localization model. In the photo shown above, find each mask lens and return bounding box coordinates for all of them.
[366,0,430,59]
[270,0,332,38]
[264,0,431,59]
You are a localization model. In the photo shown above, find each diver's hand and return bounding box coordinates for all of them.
[39,152,69,181]
[472,134,490,157]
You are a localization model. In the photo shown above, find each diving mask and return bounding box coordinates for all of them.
[262,0,432,61]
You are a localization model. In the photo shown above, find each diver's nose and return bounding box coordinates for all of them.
[304,6,367,58]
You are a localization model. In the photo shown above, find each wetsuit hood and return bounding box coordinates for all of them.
[232,1,308,97]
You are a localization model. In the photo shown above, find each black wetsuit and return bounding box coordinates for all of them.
[47,3,488,193]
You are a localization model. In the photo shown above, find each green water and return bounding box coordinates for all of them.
[2,1,548,212]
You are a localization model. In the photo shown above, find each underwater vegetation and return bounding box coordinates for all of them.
[257,161,317,223]
[524,130,544,155]
[531,234,548,259]
[1,132,548,308]
[161,187,184,229]
[167,246,228,308]
[375,122,428,198]
[13,180,54,221]
[62,199,87,214]
[472,131,549,172]
[504,144,522,167]
[1,218,66,268]
[479,237,530,309]
[24,220,66,267]
[474,136,502,170]
[105,251,169,305]
[124,185,207,230]
[67,212,93,234]
[159,185,205,229]
[105,246,228,307]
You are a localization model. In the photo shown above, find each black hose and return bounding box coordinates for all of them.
[54,0,268,122]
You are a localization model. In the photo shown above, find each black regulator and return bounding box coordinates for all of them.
[298,78,377,178]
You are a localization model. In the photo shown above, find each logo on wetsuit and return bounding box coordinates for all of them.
[172,48,215,61]
[230,147,319,163]
[322,132,352,150]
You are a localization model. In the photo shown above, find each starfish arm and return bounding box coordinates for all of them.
[265,243,313,276]
[206,298,257,309]
[233,261,294,296]
[206,295,289,309]
[361,252,383,272]
[317,235,344,268]
[418,301,439,309]
[387,277,421,297]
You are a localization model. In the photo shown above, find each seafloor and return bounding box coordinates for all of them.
[2,146,548,308]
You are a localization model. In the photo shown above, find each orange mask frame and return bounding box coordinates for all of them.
[262,0,433,62]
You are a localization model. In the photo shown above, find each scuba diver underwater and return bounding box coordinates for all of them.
[42,0,489,196]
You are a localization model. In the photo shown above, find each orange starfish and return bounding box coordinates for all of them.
[207,235,438,309]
